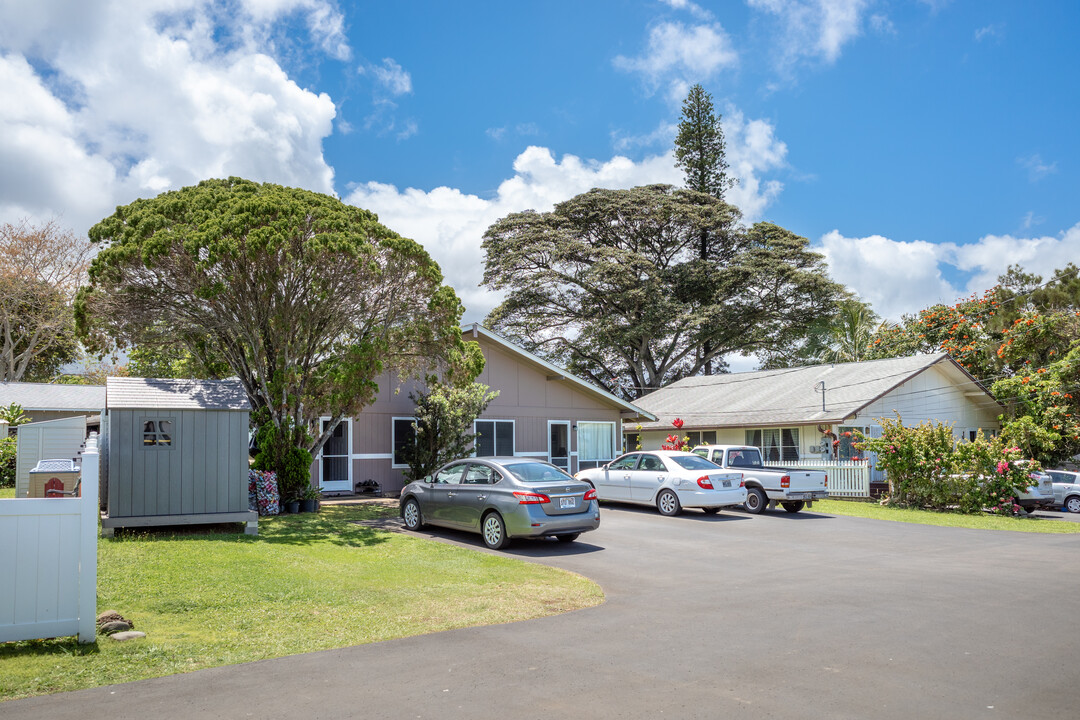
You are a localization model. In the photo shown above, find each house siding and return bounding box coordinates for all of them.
[314,332,627,497]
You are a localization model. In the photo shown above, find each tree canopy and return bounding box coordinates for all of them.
[482,184,842,399]
[0,219,90,382]
[77,178,478,483]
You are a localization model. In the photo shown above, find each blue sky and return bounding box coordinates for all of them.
[2,0,1078,336]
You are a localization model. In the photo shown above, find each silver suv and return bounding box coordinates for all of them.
[1017,469,1057,514]
[1047,469,1080,513]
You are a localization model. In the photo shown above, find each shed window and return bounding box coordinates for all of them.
[142,419,174,448]
[393,418,417,467]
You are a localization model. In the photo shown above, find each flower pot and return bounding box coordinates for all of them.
[285,500,300,514]
[300,498,317,513]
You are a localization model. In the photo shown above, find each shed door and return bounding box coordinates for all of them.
[320,420,351,492]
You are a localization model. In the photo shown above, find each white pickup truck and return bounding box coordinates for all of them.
[692,445,828,514]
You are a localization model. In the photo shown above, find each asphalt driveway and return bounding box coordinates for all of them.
[6,504,1080,719]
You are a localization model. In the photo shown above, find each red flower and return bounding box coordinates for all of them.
[672,418,684,429]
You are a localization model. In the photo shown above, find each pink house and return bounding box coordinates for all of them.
[311,324,655,497]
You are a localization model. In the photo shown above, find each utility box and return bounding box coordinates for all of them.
[28,459,80,498]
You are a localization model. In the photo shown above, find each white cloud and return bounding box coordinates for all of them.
[614,21,738,97]
[0,0,341,235]
[818,223,1080,320]
[1019,153,1057,182]
[345,147,685,321]
[974,23,1004,42]
[364,57,412,96]
[747,0,870,67]
[659,0,714,21]
[869,13,896,35]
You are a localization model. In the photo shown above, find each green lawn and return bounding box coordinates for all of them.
[0,487,13,499]
[0,502,603,702]
[813,498,1080,533]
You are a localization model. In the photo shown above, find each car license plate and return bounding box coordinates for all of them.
[722,480,731,488]
[560,497,576,508]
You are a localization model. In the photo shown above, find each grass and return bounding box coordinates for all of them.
[0,502,603,702]
[0,487,13,499]
[813,498,1080,533]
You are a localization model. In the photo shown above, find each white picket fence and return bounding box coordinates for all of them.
[762,459,871,498]
[0,435,99,643]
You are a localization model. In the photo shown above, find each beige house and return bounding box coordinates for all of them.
[312,324,655,496]
[626,353,1002,487]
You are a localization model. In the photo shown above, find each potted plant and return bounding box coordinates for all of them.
[284,493,301,514]
[300,486,321,513]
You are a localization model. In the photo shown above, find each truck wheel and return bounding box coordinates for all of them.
[744,487,767,514]
[1066,496,1080,514]
[656,489,682,516]
[781,501,805,513]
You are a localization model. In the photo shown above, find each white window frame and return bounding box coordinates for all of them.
[473,418,515,457]
[391,416,418,469]
[577,420,617,469]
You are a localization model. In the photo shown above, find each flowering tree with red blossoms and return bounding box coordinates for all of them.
[661,418,691,451]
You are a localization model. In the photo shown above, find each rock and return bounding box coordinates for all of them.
[98,620,133,635]
[109,631,147,642]
[96,610,124,626]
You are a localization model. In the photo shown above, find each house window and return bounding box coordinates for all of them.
[578,421,616,469]
[624,433,641,453]
[744,428,799,462]
[142,419,174,448]
[685,430,717,448]
[475,420,514,457]
[392,417,417,467]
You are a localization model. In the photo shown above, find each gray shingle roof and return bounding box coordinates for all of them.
[0,382,106,411]
[106,377,250,411]
[633,353,995,430]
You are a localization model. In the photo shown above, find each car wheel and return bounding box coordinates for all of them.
[1066,496,1080,514]
[402,498,424,530]
[1023,506,1039,516]
[744,487,767,514]
[482,512,510,550]
[702,507,721,514]
[781,501,805,513]
[656,489,681,516]
[556,533,580,543]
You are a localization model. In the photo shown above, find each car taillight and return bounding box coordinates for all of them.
[583,489,597,501]
[514,491,550,504]
[696,476,714,489]
[739,479,745,488]
[824,473,828,487]
[780,475,790,488]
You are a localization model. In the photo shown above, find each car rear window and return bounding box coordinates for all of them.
[504,462,575,484]
[670,455,721,471]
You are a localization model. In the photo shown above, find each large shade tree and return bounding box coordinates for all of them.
[482,184,842,399]
[0,219,90,381]
[77,178,478,488]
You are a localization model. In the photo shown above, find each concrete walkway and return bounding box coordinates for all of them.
[5,505,1079,719]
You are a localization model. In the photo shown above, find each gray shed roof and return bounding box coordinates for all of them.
[106,377,251,411]
[0,382,106,411]
[633,353,1000,431]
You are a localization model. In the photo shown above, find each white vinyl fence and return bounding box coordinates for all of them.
[0,435,99,644]
[763,459,871,498]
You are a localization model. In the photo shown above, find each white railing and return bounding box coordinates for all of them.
[762,459,871,498]
[0,434,99,644]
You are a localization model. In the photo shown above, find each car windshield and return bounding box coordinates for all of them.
[726,449,763,468]
[670,454,721,471]
[504,461,575,484]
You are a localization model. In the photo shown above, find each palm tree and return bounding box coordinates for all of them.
[821,299,880,364]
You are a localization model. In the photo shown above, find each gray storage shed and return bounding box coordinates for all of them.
[101,377,256,536]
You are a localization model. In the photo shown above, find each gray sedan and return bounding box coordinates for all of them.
[399,457,600,549]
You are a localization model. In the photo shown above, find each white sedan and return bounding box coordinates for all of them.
[575,450,746,516]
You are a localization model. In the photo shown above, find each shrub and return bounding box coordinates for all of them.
[858,415,1039,514]
[0,436,15,488]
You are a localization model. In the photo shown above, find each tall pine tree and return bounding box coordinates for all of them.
[674,84,735,374]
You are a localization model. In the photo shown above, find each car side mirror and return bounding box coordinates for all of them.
[423,475,434,484]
